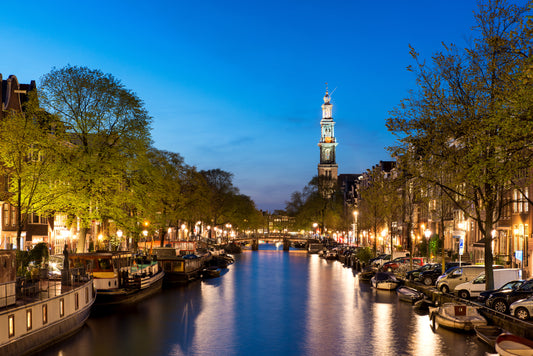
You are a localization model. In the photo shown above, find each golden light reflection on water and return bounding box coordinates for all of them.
[189,266,237,354]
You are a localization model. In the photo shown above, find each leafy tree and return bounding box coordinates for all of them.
[358,168,387,255]
[284,175,345,236]
[386,0,533,288]
[200,169,239,236]
[39,65,152,252]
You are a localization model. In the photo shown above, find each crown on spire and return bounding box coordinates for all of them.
[323,82,330,103]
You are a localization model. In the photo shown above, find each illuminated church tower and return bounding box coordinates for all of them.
[317,87,338,179]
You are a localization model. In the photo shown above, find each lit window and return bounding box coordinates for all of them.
[26,309,32,331]
[526,188,529,213]
[8,315,14,337]
[42,304,48,325]
[59,298,65,317]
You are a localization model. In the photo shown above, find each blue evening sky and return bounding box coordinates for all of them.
[2,0,489,211]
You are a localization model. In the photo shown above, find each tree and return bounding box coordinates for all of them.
[200,169,239,236]
[358,169,388,255]
[386,0,533,288]
[0,90,63,250]
[39,65,152,252]
[285,175,344,237]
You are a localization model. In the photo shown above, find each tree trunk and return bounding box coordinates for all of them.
[78,226,88,253]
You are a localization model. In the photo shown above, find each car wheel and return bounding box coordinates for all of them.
[493,299,508,313]
[440,285,450,294]
[458,290,470,299]
[515,307,530,320]
[423,277,433,286]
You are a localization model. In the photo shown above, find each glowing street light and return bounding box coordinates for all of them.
[425,229,432,261]
[353,210,358,246]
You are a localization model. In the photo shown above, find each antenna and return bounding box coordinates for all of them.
[330,86,337,96]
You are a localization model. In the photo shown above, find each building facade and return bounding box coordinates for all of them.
[0,74,49,250]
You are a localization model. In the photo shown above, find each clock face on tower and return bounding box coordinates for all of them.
[323,148,331,161]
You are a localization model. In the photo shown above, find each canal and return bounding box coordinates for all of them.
[42,244,493,356]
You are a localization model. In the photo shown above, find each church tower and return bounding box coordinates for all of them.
[317,87,338,179]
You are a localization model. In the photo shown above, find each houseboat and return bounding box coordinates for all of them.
[153,247,211,285]
[69,251,164,306]
[0,250,95,355]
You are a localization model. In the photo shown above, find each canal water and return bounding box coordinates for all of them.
[42,244,493,356]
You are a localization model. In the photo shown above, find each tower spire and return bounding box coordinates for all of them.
[317,85,338,181]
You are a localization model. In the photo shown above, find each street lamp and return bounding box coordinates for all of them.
[381,229,387,253]
[353,211,358,246]
[425,229,432,261]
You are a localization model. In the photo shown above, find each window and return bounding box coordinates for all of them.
[42,304,48,325]
[526,188,529,213]
[514,189,518,213]
[85,287,89,303]
[8,314,14,337]
[59,298,65,317]
[26,309,32,331]
[75,293,79,310]
[11,206,16,227]
[3,204,8,226]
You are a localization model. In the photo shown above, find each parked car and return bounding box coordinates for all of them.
[436,265,502,294]
[486,278,533,313]
[454,269,522,299]
[369,254,391,267]
[419,262,472,287]
[510,295,533,320]
[478,280,524,304]
[406,263,441,282]
[381,257,425,272]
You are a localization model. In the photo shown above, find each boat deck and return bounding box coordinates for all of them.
[0,273,90,310]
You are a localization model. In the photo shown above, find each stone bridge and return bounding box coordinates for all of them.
[232,234,315,251]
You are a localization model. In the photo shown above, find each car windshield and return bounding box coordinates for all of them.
[444,267,457,274]
[501,280,522,290]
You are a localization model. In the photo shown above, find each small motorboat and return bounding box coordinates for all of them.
[414,298,436,312]
[429,303,487,332]
[474,325,504,349]
[397,286,424,303]
[371,272,401,290]
[495,333,533,356]
[202,266,221,279]
[359,266,378,280]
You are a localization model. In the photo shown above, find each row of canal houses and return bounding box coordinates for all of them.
[350,160,532,279]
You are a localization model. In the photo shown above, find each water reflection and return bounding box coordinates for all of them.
[41,245,493,356]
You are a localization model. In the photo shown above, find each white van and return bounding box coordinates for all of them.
[454,268,522,299]
[436,265,498,293]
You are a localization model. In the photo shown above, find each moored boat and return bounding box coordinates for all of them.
[359,266,378,281]
[474,325,505,349]
[429,303,487,332]
[0,250,96,355]
[202,266,221,279]
[69,252,164,306]
[397,286,424,303]
[153,247,210,285]
[495,333,533,356]
[371,272,401,290]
